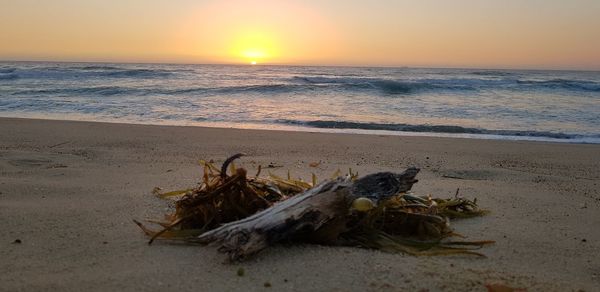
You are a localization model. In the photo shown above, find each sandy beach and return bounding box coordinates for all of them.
[1,117,599,291]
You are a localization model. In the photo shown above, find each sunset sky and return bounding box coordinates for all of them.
[1,0,599,69]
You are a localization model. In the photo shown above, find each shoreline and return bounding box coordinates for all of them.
[1,115,597,145]
[1,117,599,291]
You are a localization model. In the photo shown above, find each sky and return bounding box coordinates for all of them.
[1,0,599,70]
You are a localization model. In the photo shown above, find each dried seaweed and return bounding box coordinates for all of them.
[136,154,492,257]
[341,190,492,256]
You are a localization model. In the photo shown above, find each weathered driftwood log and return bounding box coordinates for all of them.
[192,167,420,261]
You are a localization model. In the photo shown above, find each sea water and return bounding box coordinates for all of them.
[1,62,599,143]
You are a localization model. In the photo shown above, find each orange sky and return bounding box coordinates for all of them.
[1,0,599,69]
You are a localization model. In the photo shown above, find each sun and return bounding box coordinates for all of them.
[230,30,278,64]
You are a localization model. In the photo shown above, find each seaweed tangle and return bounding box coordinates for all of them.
[135,154,492,259]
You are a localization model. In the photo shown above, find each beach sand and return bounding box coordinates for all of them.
[1,117,599,291]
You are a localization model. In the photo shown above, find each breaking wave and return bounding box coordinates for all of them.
[292,75,600,94]
[277,120,598,141]
[292,76,475,94]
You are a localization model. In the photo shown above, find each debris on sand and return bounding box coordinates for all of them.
[135,154,492,261]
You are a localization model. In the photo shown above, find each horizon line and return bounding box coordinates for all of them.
[1,58,599,73]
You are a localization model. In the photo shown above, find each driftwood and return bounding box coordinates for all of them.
[191,167,420,261]
[137,155,492,259]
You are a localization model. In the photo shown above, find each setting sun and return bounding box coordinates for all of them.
[229,30,278,64]
[167,0,342,66]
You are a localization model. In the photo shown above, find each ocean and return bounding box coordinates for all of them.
[1,61,599,143]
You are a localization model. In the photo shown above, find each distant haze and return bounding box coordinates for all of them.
[1,0,599,70]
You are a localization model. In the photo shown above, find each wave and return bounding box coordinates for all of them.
[14,86,143,97]
[166,83,310,95]
[293,76,479,94]
[0,68,16,74]
[470,70,515,77]
[293,75,600,94]
[11,83,310,97]
[0,73,18,80]
[517,79,600,92]
[102,68,172,78]
[77,65,123,70]
[9,78,600,98]
[8,80,467,96]
[212,84,308,94]
[277,120,593,140]
[1,66,173,80]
